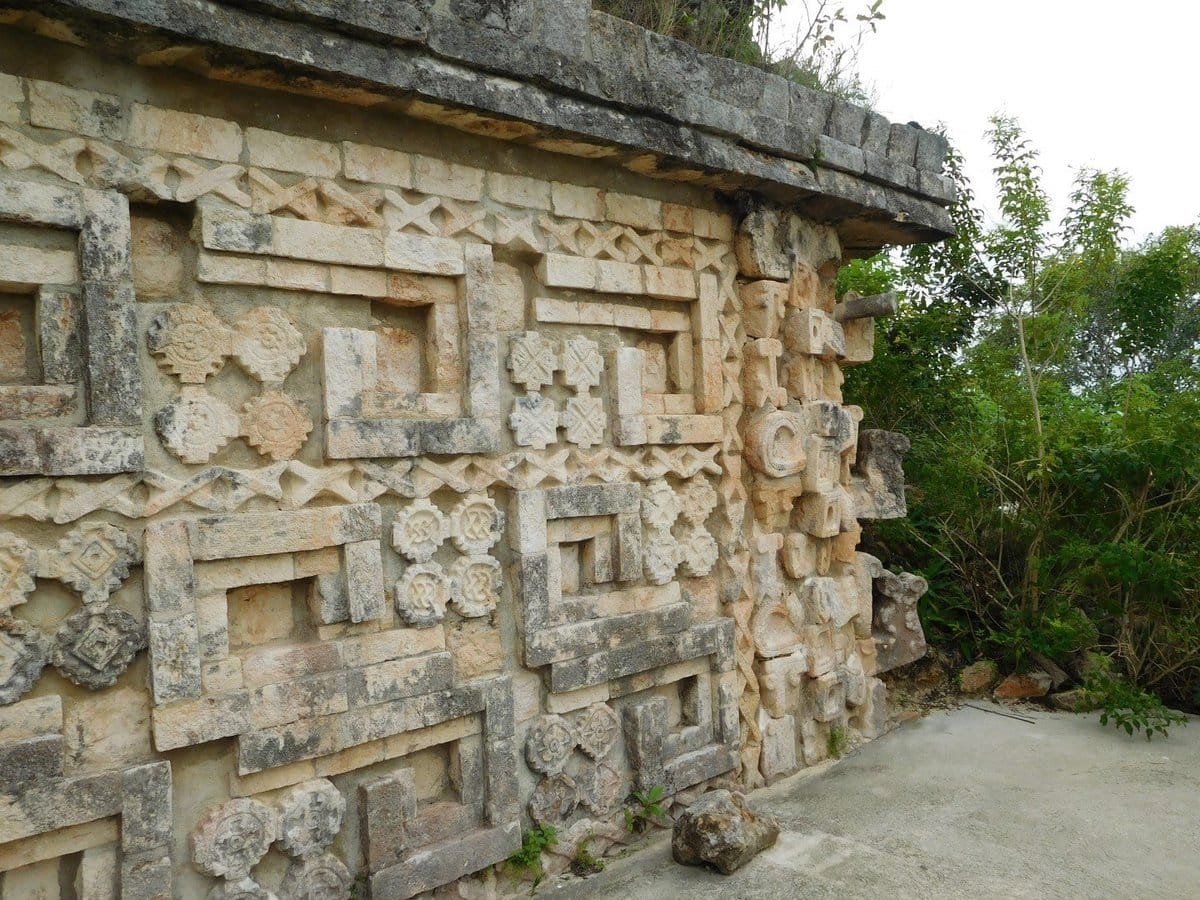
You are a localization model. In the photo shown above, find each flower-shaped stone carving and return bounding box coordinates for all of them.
[561,337,603,392]
[576,761,624,816]
[509,393,559,449]
[507,331,558,391]
[0,616,50,705]
[0,532,37,614]
[232,307,306,384]
[191,798,279,880]
[155,391,240,464]
[574,703,620,760]
[678,525,718,577]
[391,500,447,563]
[449,554,502,619]
[54,522,138,605]
[395,562,450,628]
[146,304,232,383]
[562,396,605,448]
[277,779,345,859]
[640,478,681,530]
[51,606,146,690]
[449,494,503,555]
[525,714,577,776]
[643,528,680,586]
[281,852,352,900]
[679,474,719,526]
[528,773,578,826]
[241,391,313,461]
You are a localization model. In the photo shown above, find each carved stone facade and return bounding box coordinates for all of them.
[0,1,948,896]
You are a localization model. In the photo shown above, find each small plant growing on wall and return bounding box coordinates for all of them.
[570,833,607,876]
[507,824,559,892]
[624,785,669,833]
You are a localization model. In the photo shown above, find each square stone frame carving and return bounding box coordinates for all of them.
[144,503,387,750]
[0,761,172,896]
[0,175,143,475]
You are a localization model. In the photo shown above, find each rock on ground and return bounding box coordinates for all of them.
[958,659,999,693]
[993,671,1052,700]
[671,789,780,875]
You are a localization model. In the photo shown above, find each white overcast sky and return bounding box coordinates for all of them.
[778,0,1200,242]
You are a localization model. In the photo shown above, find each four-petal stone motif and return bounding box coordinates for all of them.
[525,714,577,775]
[0,616,50,705]
[241,391,314,461]
[576,760,624,816]
[640,478,682,530]
[51,606,146,690]
[574,702,621,760]
[146,303,232,383]
[191,797,279,880]
[509,393,559,449]
[54,522,138,605]
[562,396,605,448]
[449,554,502,618]
[0,532,37,614]
[507,331,559,392]
[155,390,241,464]
[395,562,450,628]
[561,337,604,392]
[233,307,306,384]
[277,778,345,859]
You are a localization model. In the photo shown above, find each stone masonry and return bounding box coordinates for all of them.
[0,1,942,896]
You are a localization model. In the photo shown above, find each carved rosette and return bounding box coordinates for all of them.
[0,616,50,705]
[391,500,447,563]
[678,525,718,577]
[155,391,241,464]
[232,307,306,384]
[449,494,503,555]
[449,554,502,619]
[573,703,620,760]
[147,303,232,382]
[528,773,578,826]
[507,331,559,391]
[509,393,559,449]
[560,337,603,392]
[576,761,624,816]
[54,521,138,605]
[525,714,577,775]
[679,474,719,526]
[276,778,345,859]
[0,532,37,613]
[640,478,681,531]
[51,606,146,690]
[241,391,314,461]
[280,852,352,900]
[643,528,680,586]
[562,396,605,448]
[191,798,279,880]
[395,562,450,628]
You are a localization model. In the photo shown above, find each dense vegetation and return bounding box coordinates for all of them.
[841,119,1200,717]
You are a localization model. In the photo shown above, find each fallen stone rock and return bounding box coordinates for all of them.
[993,671,1052,701]
[959,660,1000,694]
[672,790,780,875]
[1049,688,1088,712]
[1031,652,1071,690]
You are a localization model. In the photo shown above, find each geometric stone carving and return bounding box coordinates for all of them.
[240,390,314,461]
[677,524,718,577]
[449,494,503,555]
[643,527,681,585]
[395,562,451,628]
[191,797,279,879]
[743,408,807,479]
[448,554,501,618]
[507,331,558,392]
[528,772,578,825]
[147,303,232,383]
[560,337,603,392]
[391,499,447,563]
[155,390,241,464]
[0,531,37,612]
[0,175,144,477]
[281,852,353,899]
[276,778,345,859]
[231,307,306,384]
[53,521,139,604]
[574,702,620,760]
[640,478,682,531]
[525,714,577,775]
[678,473,719,525]
[562,394,605,448]
[509,392,558,449]
[0,615,50,705]
[51,605,146,689]
[576,760,624,815]
[864,553,929,673]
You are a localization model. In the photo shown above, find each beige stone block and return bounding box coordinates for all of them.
[606,192,662,230]
[413,154,484,201]
[329,264,389,297]
[696,339,724,412]
[0,244,78,286]
[0,819,117,875]
[201,658,244,694]
[265,257,328,292]
[343,141,413,187]
[63,685,152,772]
[595,259,643,294]
[643,414,722,444]
[384,232,465,276]
[0,73,22,124]
[152,692,250,751]
[536,253,595,290]
[246,126,339,177]
[75,844,118,900]
[842,316,874,364]
[551,182,603,220]
[662,203,696,234]
[493,261,526,332]
[196,250,267,286]
[128,103,242,162]
[650,309,691,332]
[446,621,504,680]
[340,627,445,667]
[613,346,644,417]
[130,214,185,298]
[488,171,551,210]
[545,682,609,714]
[232,757,319,797]
[694,208,734,241]
[740,280,787,339]
[272,217,385,267]
[612,304,652,330]
[241,641,341,688]
[0,695,62,743]
[576,301,615,326]
[644,265,697,300]
[3,855,63,897]
[29,80,124,140]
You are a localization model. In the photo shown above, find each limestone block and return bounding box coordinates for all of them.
[128,103,242,161]
[246,126,339,177]
[0,73,20,124]
[672,790,780,874]
[29,80,125,140]
[343,141,413,187]
[551,182,603,220]
[758,712,797,783]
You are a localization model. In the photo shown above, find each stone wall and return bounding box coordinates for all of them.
[0,2,945,897]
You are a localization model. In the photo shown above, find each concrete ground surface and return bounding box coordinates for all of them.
[548,704,1200,899]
